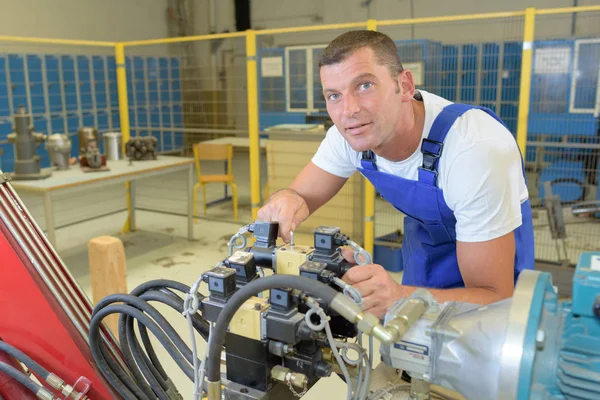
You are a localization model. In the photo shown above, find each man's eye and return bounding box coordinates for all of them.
[328,93,340,101]
[359,82,373,90]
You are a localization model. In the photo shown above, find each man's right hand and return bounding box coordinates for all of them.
[257,189,310,243]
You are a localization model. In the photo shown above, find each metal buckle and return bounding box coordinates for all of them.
[420,138,444,175]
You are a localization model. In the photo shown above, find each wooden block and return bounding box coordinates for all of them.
[88,236,128,339]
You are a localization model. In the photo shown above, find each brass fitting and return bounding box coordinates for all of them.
[271,365,308,390]
[207,381,222,400]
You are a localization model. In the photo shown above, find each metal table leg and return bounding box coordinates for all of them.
[44,191,56,247]
[129,180,136,231]
[187,163,194,240]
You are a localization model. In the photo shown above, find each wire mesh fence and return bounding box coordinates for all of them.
[257,27,366,240]
[124,37,256,224]
[374,16,525,254]
[527,10,600,264]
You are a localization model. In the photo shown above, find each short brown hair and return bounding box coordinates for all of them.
[319,30,403,77]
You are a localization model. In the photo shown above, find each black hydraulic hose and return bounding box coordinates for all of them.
[96,294,199,368]
[0,362,46,397]
[137,320,169,382]
[206,275,339,383]
[0,340,50,380]
[91,305,196,385]
[117,313,157,400]
[124,315,170,400]
[139,290,211,341]
[99,342,147,400]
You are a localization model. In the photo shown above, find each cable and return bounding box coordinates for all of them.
[0,362,53,399]
[206,274,338,383]
[0,340,51,380]
[325,322,353,400]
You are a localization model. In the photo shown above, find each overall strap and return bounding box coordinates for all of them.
[418,103,503,186]
[360,150,378,171]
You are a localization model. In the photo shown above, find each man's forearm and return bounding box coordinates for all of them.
[399,284,510,305]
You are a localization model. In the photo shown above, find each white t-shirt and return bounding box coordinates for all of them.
[311,90,529,243]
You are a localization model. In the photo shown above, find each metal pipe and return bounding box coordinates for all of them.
[121,32,246,47]
[377,10,526,26]
[246,30,261,220]
[0,36,115,47]
[536,5,600,15]
[516,7,536,157]
[115,43,133,233]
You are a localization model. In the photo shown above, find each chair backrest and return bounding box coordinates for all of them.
[193,142,233,176]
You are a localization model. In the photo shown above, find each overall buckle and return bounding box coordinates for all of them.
[420,138,444,176]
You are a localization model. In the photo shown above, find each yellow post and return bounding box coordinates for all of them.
[115,43,133,232]
[516,8,536,157]
[246,30,261,221]
[363,19,377,255]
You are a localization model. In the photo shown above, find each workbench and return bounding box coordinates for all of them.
[9,156,196,248]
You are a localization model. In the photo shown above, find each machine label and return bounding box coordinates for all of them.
[591,255,600,271]
[393,340,430,366]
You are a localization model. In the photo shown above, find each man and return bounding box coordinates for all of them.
[257,30,534,318]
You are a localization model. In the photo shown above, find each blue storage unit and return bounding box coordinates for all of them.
[161,105,172,151]
[111,111,120,130]
[97,110,108,130]
[461,44,479,103]
[170,58,181,104]
[61,56,78,112]
[0,120,11,141]
[146,57,159,106]
[158,57,171,105]
[45,55,63,115]
[93,56,107,110]
[479,43,500,112]
[26,55,45,114]
[51,114,65,134]
[8,54,28,113]
[137,107,148,136]
[133,56,147,106]
[0,55,10,118]
[440,45,458,102]
[107,56,118,109]
[77,56,93,112]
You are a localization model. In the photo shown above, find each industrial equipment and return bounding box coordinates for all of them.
[6,106,51,180]
[45,134,72,170]
[125,136,158,161]
[103,132,122,161]
[78,127,108,172]
[1,169,600,400]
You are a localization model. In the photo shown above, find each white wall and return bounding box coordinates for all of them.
[208,0,600,46]
[0,0,170,42]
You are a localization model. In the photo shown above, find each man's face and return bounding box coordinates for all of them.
[320,47,407,152]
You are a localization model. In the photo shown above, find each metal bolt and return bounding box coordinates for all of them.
[254,303,262,310]
[536,329,545,350]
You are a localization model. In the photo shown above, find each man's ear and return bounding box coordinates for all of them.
[398,70,415,101]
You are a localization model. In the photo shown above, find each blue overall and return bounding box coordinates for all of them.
[358,103,534,288]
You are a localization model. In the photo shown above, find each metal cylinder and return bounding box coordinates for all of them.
[103,132,122,161]
[7,106,51,180]
[77,127,98,155]
[46,134,72,170]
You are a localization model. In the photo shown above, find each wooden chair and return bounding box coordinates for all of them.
[192,142,238,221]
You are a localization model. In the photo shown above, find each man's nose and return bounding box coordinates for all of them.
[343,94,360,117]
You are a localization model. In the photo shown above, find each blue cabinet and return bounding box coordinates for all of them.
[45,55,63,114]
[0,55,9,117]
[61,56,78,112]
[146,57,159,105]
[27,55,46,114]
[77,56,93,111]
[93,56,107,109]
[9,54,28,113]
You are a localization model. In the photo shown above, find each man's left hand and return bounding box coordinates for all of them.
[341,248,405,318]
